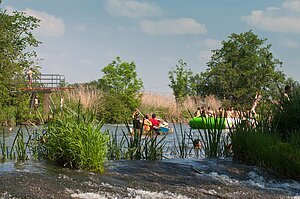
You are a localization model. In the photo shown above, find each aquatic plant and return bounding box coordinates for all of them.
[190,111,229,158]
[107,125,126,160]
[0,126,41,161]
[271,86,300,141]
[43,104,109,173]
[107,121,166,161]
[232,130,300,179]
[232,105,300,179]
[172,122,191,158]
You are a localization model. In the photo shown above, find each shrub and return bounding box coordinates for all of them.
[43,106,109,173]
[232,130,300,179]
[271,86,300,141]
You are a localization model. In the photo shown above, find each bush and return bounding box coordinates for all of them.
[43,106,109,173]
[232,130,300,179]
[271,86,300,141]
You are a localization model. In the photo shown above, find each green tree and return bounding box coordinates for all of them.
[97,57,143,122]
[198,31,285,109]
[0,7,41,124]
[168,59,193,106]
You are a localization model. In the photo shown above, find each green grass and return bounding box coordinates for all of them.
[43,105,109,173]
[232,130,300,179]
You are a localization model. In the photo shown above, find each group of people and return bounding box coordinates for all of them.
[194,105,258,120]
[132,111,168,133]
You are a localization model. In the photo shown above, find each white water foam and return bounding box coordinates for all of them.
[204,171,300,196]
[68,182,192,199]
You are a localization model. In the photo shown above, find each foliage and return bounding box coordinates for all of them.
[0,126,41,161]
[196,30,286,109]
[96,92,131,123]
[168,59,193,106]
[0,7,41,125]
[192,115,230,158]
[271,84,300,141]
[123,123,166,160]
[232,106,300,179]
[97,57,143,112]
[232,130,300,179]
[43,106,110,173]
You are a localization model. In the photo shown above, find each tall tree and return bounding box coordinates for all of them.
[168,59,193,106]
[97,57,143,122]
[0,7,41,124]
[198,31,285,109]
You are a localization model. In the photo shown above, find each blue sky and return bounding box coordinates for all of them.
[2,0,300,93]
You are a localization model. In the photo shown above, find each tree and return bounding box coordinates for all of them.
[0,7,41,124]
[168,59,193,106]
[198,31,285,109]
[97,57,143,122]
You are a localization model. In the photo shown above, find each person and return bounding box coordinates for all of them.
[283,84,291,100]
[143,115,152,131]
[60,96,64,112]
[149,113,160,131]
[250,92,261,118]
[200,106,206,117]
[193,139,202,149]
[34,96,39,111]
[132,111,142,129]
[194,107,201,117]
[27,67,33,89]
[206,107,214,117]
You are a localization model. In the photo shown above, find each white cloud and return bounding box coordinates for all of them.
[6,6,65,37]
[241,0,300,33]
[105,0,161,18]
[140,18,207,35]
[282,0,300,12]
[278,37,300,48]
[25,8,65,37]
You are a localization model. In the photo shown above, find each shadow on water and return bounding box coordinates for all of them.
[0,125,299,198]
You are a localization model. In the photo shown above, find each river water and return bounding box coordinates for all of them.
[0,125,299,198]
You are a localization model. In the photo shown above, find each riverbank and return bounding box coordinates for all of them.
[0,158,299,198]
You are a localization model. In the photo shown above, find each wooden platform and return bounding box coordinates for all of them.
[18,87,74,93]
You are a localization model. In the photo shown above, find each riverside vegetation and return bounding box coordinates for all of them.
[0,6,299,179]
[0,86,299,179]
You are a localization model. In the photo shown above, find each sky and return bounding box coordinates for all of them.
[1,0,300,93]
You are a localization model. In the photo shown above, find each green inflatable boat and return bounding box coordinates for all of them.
[189,117,227,129]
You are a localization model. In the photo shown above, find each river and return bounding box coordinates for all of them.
[0,125,299,198]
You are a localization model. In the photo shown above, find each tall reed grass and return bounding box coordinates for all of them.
[0,126,41,161]
[140,92,221,122]
[43,104,109,173]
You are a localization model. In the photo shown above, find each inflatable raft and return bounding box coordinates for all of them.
[189,117,228,129]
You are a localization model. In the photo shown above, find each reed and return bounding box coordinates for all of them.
[140,92,221,122]
[43,104,109,173]
[107,125,126,160]
[188,109,229,158]
[63,86,100,110]
[172,122,191,158]
[0,126,40,161]
[107,121,167,161]
[0,129,6,159]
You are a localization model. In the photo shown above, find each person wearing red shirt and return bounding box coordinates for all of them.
[149,113,160,130]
